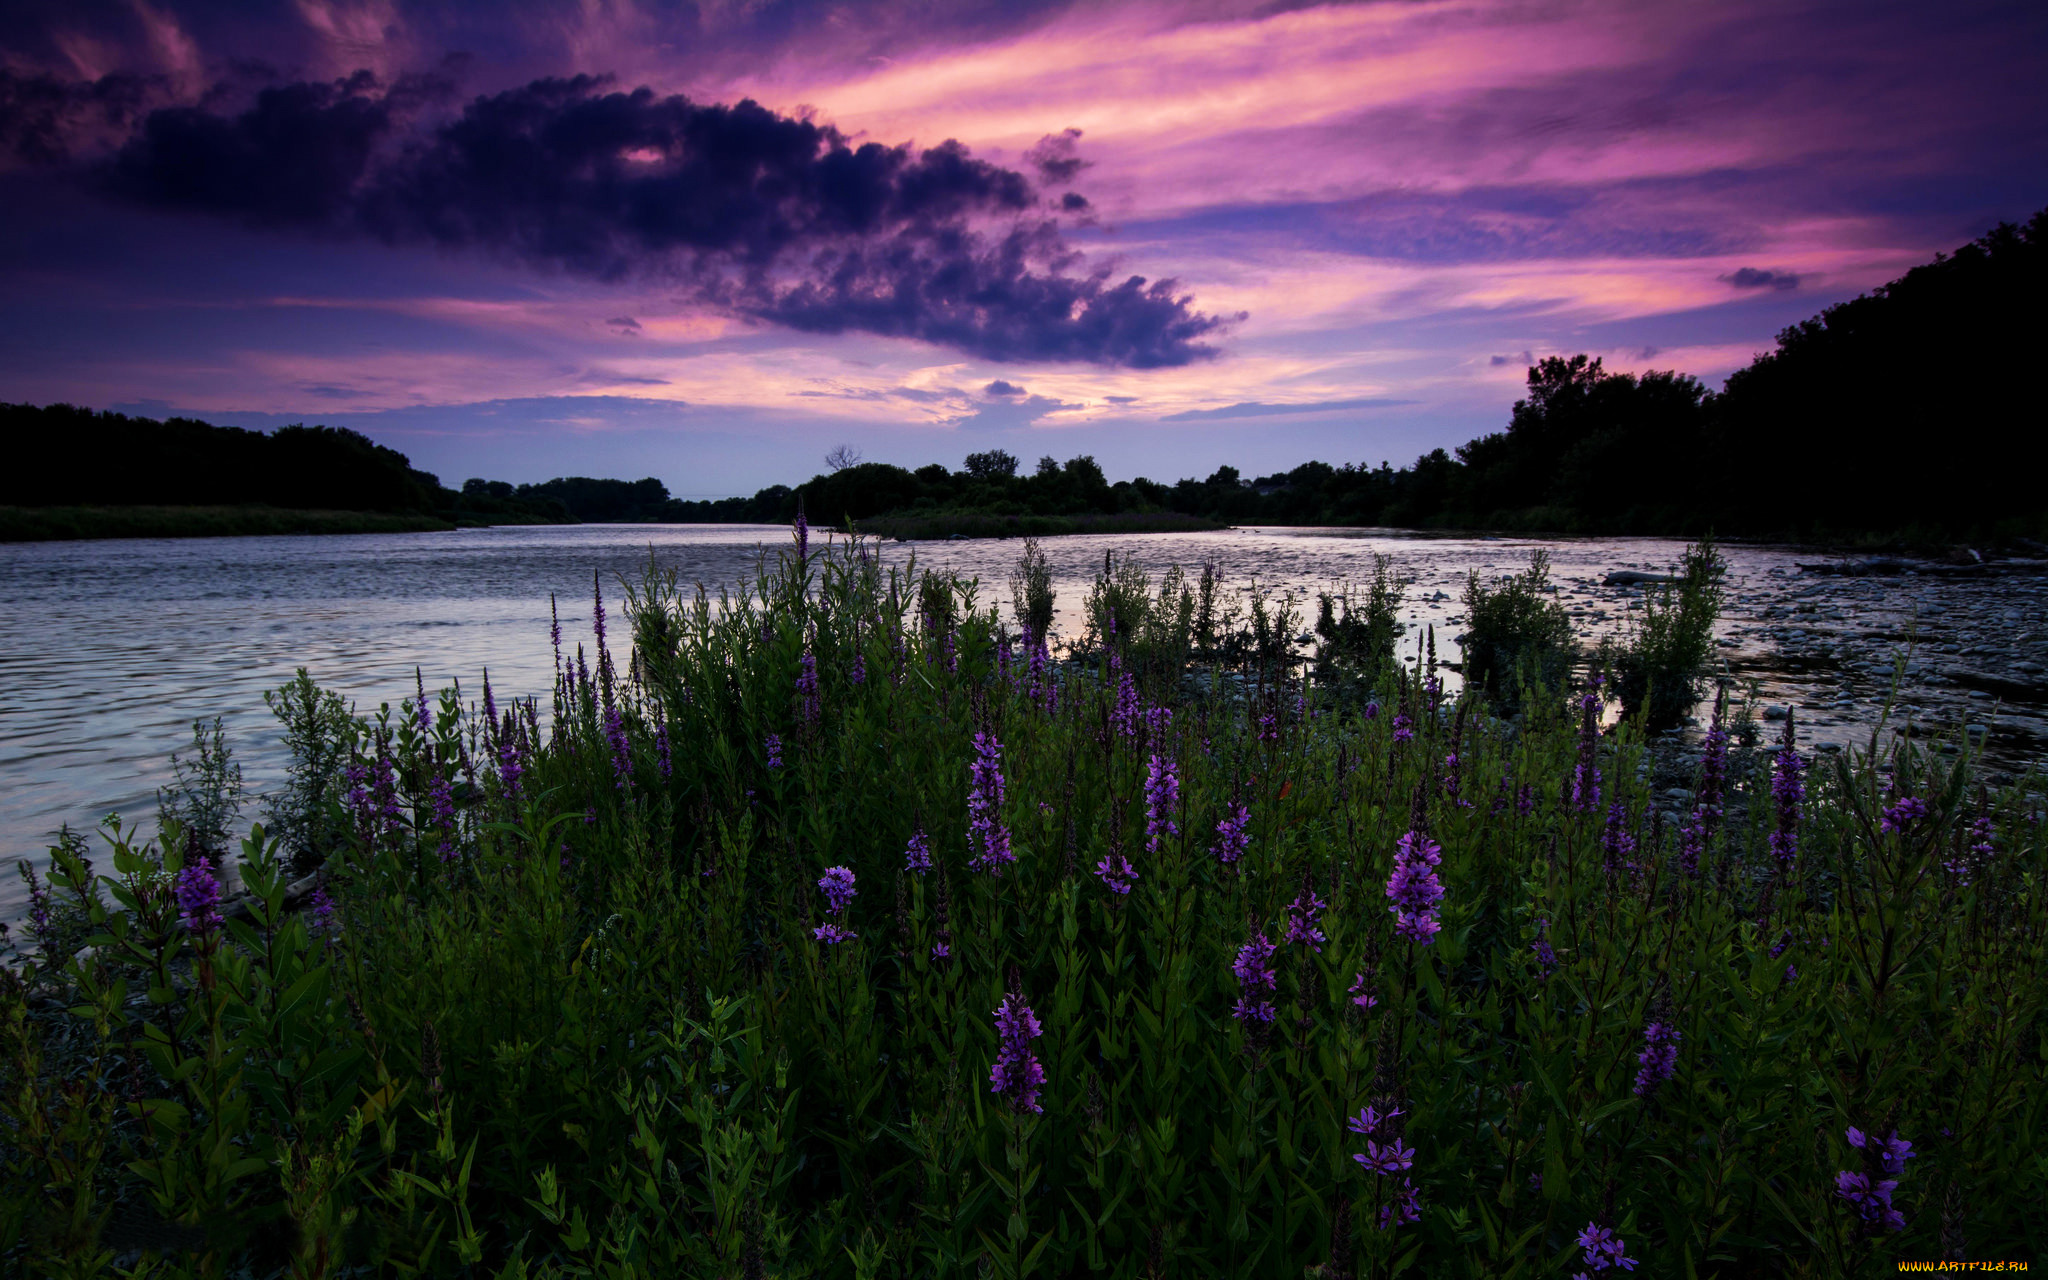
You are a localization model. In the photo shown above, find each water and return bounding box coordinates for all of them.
[4,523,2038,929]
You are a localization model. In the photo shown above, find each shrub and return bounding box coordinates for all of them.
[1462,549,1575,712]
[1604,537,1725,729]
[1313,552,1406,695]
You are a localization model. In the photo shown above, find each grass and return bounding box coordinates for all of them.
[2,527,2044,1278]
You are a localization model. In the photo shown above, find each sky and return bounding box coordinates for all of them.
[2,0,2044,497]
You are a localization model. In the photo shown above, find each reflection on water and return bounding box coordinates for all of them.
[0,523,1838,924]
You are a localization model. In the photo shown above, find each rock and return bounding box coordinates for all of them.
[1762,705,1790,721]
[1604,570,1674,586]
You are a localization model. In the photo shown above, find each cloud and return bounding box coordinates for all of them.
[949,392,1074,430]
[1025,127,1087,183]
[1160,396,1414,421]
[18,68,1235,366]
[1489,350,1534,367]
[606,314,641,334]
[984,378,1025,397]
[1721,266,1801,290]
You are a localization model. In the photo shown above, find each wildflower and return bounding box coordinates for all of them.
[1386,831,1445,945]
[604,706,632,793]
[766,733,783,770]
[1354,1138,1414,1175]
[655,719,671,781]
[1768,716,1806,869]
[21,863,53,947]
[1391,713,1413,744]
[1571,1222,1639,1277]
[1600,803,1636,877]
[1363,700,1380,720]
[1211,803,1251,866]
[1230,931,1279,1025]
[1379,1181,1421,1230]
[1284,889,1326,952]
[307,879,337,939]
[813,865,858,944]
[1516,784,1536,816]
[988,994,1045,1114]
[1847,1126,1916,1176]
[1346,1104,1402,1136]
[1144,754,1179,855]
[967,732,1015,875]
[1348,1101,1423,1232]
[1531,918,1557,979]
[427,769,459,861]
[1570,682,1602,813]
[1111,672,1141,738]
[175,853,224,935]
[1631,1021,1680,1099]
[1095,849,1137,895]
[850,647,867,686]
[1348,972,1379,1010]
[1834,1171,1905,1234]
[1441,752,1468,806]
[904,829,931,875]
[497,710,528,803]
[796,651,820,724]
[793,509,808,562]
[1881,795,1928,835]
[1783,964,1799,984]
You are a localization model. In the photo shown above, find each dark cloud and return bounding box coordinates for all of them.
[1160,396,1414,422]
[1103,394,1137,404]
[23,70,1233,367]
[1026,128,1087,184]
[606,315,641,333]
[1722,266,1800,290]
[0,69,165,166]
[950,392,1074,430]
[1488,349,1534,367]
[985,379,1025,397]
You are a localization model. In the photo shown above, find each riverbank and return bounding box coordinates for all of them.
[0,505,457,541]
[858,509,1226,539]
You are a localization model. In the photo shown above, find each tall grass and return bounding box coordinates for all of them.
[3,526,2044,1278]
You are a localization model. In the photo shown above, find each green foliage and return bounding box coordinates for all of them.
[1602,538,1725,730]
[5,533,2047,1278]
[263,668,356,874]
[1313,554,1405,697]
[1009,538,1056,641]
[155,717,246,860]
[1462,550,1575,713]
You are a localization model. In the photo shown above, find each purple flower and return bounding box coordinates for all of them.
[1112,672,1141,739]
[604,706,633,793]
[765,733,783,770]
[1571,1222,1639,1276]
[1391,713,1413,744]
[1346,1104,1402,1136]
[930,940,951,961]
[1363,700,1380,720]
[1881,795,1928,835]
[1144,754,1180,855]
[175,853,224,935]
[427,769,459,862]
[1095,850,1137,895]
[904,829,932,875]
[496,710,528,804]
[1531,918,1557,979]
[1631,1021,1680,1099]
[307,879,337,939]
[967,732,1015,876]
[1600,802,1636,877]
[1783,964,1799,984]
[1386,831,1445,945]
[22,863,53,945]
[1441,752,1468,806]
[988,993,1046,1114]
[850,648,867,686]
[1834,1171,1905,1234]
[793,510,809,562]
[1211,803,1251,866]
[1230,931,1278,1024]
[1348,972,1379,1010]
[812,921,857,944]
[1284,889,1326,952]
[1571,685,1602,813]
[1516,784,1536,817]
[818,865,857,916]
[1769,728,1806,869]
[1353,1139,1414,1175]
[655,719,671,781]
[1378,1180,1420,1230]
[796,651,820,724]
[1847,1126,1916,1176]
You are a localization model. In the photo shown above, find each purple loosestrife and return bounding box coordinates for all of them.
[604,706,633,794]
[1211,803,1251,866]
[655,719,671,781]
[175,853,224,935]
[1441,752,1469,806]
[793,509,808,562]
[1836,1126,1914,1234]
[796,651,820,725]
[904,829,931,875]
[1390,713,1412,744]
[427,770,459,862]
[1600,803,1637,878]
[1532,918,1558,979]
[307,879,337,939]
[21,864,52,948]
[1631,1022,1680,1099]
[1571,682,1603,813]
[1144,754,1180,855]
[1258,712,1281,743]
[1095,848,1137,896]
[850,647,867,686]
[1951,812,1994,882]
[1571,1223,1639,1277]
[988,994,1045,1114]
[1284,889,1327,952]
[1386,831,1446,945]
[1363,700,1380,721]
[967,732,1015,876]
[1111,671,1141,739]
[765,733,784,770]
[1348,972,1379,1011]
[497,712,527,804]
[482,672,498,745]
[1768,715,1806,870]
[550,594,563,674]
[414,669,433,739]
[1881,794,1928,834]
[1230,931,1279,1025]
[1348,1104,1420,1229]
[813,865,858,944]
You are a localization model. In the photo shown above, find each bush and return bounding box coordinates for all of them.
[1462,549,1575,712]
[1604,537,1725,729]
[1313,553,1405,696]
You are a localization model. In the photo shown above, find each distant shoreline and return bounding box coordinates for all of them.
[0,505,457,542]
[857,510,1228,540]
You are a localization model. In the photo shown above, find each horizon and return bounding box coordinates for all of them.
[2,0,2045,496]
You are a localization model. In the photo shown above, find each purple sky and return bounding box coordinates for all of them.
[2,0,2044,496]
